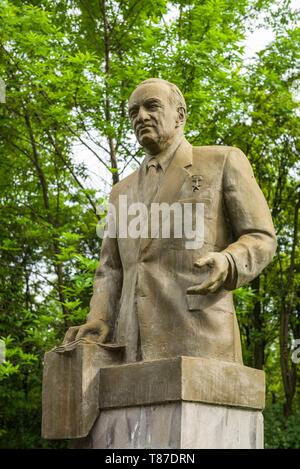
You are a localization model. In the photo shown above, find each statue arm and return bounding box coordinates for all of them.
[221,147,277,289]
[87,188,123,335]
[63,188,122,345]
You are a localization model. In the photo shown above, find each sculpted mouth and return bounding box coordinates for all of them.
[138,125,153,133]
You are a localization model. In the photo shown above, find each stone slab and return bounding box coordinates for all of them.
[99,356,265,411]
[42,342,124,439]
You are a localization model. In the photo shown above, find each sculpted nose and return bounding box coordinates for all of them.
[136,106,149,122]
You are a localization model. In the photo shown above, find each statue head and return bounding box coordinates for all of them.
[128,78,186,155]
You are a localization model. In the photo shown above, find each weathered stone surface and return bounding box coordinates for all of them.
[62,78,277,365]
[73,402,263,449]
[99,356,265,410]
[180,402,263,449]
[43,354,265,441]
[42,342,124,439]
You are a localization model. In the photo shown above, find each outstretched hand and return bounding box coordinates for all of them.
[187,252,229,295]
[63,319,109,344]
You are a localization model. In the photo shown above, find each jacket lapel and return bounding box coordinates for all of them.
[139,138,194,251]
[156,138,193,205]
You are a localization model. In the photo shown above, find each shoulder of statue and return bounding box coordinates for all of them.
[110,169,139,198]
[188,145,250,180]
[192,145,249,167]
[192,145,243,158]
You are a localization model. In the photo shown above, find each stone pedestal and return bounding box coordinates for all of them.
[72,356,265,449]
[42,342,124,439]
[73,402,263,449]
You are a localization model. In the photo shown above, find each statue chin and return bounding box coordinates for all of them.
[138,134,160,154]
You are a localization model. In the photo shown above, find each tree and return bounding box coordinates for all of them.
[0,0,299,448]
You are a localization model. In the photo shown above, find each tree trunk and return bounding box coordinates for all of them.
[23,110,68,319]
[250,275,265,369]
[279,194,299,416]
[101,0,119,185]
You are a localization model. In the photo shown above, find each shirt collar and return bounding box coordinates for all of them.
[143,132,184,174]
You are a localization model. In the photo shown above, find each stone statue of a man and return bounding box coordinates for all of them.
[64,78,276,364]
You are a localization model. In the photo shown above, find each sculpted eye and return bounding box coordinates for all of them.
[147,103,159,110]
[129,109,138,119]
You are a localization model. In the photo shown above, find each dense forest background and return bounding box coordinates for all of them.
[0,0,299,448]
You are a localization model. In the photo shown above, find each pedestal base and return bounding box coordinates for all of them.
[73,401,263,449]
[42,352,265,448]
[69,356,265,449]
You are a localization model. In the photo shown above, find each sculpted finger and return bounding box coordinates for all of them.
[194,284,213,295]
[98,324,109,343]
[63,326,80,344]
[199,271,220,289]
[206,271,228,293]
[194,255,213,269]
[189,271,222,294]
[188,285,211,295]
[187,277,214,295]
[76,324,98,340]
[187,285,202,294]
[207,279,224,293]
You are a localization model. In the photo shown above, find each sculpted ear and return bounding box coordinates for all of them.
[176,106,186,126]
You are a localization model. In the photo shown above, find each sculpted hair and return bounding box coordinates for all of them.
[134,78,187,118]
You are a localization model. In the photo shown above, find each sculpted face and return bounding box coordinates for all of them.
[128,83,182,155]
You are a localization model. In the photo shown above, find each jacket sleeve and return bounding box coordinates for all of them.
[221,147,277,289]
[87,187,123,332]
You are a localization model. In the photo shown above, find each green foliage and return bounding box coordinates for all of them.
[264,404,300,449]
[0,0,299,448]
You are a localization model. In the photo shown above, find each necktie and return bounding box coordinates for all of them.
[144,158,161,207]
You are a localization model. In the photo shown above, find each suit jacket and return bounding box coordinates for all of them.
[88,139,277,364]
